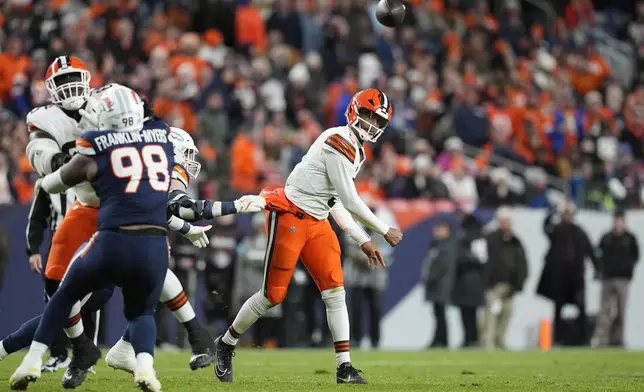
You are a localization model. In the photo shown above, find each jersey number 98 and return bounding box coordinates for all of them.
[111,146,169,193]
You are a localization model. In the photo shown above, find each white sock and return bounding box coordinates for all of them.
[64,315,84,339]
[222,291,273,346]
[161,269,196,323]
[24,341,48,364]
[322,287,351,367]
[0,340,8,360]
[135,352,154,373]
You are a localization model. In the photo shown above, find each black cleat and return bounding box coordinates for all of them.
[188,327,215,370]
[213,336,235,382]
[336,362,368,384]
[189,347,214,371]
[61,337,101,389]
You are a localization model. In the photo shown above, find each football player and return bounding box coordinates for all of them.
[11,85,172,392]
[214,89,403,384]
[1,56,264,386]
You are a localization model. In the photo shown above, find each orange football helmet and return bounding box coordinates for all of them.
[45,55,91,111]
[345,88,392,142]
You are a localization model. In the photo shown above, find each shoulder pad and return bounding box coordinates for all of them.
[26,105,77,146]
[172,164,190,187]
[323,132,357,163]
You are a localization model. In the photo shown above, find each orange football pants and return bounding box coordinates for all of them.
[45,201,99,281]
[262,209,343,305]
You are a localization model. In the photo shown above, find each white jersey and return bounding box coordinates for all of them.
[25,84,123,207]
[285,126,365,219]
[285,126,389,238]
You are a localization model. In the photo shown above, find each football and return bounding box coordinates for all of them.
[375,0,406,28]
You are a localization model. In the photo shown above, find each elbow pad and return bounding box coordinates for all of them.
[167,189,214,221]
[26,138,61,176]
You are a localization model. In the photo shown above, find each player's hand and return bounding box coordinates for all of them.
[360,241,386,269]
[235,195,266,213]
[78,96,102,128]
[29,254,42,275]
[384,228,403,247]
[185,224,212,248]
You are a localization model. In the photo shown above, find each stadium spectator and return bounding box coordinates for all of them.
[481,208,528,349]
[441,157,478,213]
[593,210,640,347]
[422,220,457,348]
[537,202,599,345]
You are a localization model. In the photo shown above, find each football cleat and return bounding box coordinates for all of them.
[61,338,101,389]
[336,362,368,384]
[188,328,215,370]
[9,361,41,390]
[189,349,214,371]
[134,371,162,392]
[213,336,235,382]
[41,355,71,373]
[106,339,136,374]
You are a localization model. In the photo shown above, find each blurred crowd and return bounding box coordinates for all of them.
[0,0,642,213]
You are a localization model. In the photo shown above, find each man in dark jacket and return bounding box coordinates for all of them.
[422,221,458,348]
[593,210,639,347]
[537,202,598,345]
[482,208,528,349]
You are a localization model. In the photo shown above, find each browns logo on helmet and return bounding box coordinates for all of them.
[44,55,91,111]
[345,88,392,142]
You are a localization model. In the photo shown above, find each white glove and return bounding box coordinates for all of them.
[184,224,212,248]
[78,96,102,129]
[234,195,266,213]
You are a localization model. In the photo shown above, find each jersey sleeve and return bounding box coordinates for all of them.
[322,133,357,163]
[75,137,96,156]
[325,152,390,236]
[172,164,190,187]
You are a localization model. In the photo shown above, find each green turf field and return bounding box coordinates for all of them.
[1,349,643,391]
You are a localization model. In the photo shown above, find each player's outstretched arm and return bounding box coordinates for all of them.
[40,154,97,194]
[325,151,402,246]
[167,187,265,223]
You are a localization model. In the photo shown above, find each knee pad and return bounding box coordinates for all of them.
[265,285,287,306]
[321,287,346,310]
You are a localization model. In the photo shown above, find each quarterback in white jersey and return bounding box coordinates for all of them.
[214,89,403,385]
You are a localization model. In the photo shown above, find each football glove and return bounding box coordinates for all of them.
[234,195,266,213]
[78,96,102,128]
[184,224,212,248]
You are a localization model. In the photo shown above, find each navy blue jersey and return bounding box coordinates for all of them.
[77,124,174,230]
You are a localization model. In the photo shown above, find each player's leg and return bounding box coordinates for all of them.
[10,236,106,390]
[300,220,367,384]
[43,278,71,372]
[160,269,214,370]
[120,234,169,392]
[215,211,305,382]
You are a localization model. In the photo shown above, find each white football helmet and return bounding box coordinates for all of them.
[45,55,91,111]
[168,127,201,179]
[96,85,144,132]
